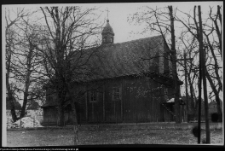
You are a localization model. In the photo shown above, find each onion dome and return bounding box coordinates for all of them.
[102,19,115,36]
[102,19,115,45]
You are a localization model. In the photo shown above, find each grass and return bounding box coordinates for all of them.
[7,127,223,147]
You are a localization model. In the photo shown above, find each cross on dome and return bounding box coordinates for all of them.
[106,9,110,21]
[101,8,114,45]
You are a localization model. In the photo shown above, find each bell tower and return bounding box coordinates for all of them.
[102,10,114,45]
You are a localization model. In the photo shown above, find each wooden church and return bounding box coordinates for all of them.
[42,19,184,125]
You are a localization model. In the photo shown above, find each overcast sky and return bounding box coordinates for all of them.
[3,2,223,43]
[96,2,223,43]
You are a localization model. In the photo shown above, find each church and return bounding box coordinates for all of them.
[41,19,184,125]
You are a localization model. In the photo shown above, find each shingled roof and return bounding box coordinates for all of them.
[43,35,176,108]
[70,35,169,82]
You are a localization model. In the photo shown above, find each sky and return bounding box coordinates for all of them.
[95,2,223,43]
[3,2,223,43]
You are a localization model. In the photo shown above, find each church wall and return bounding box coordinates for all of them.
[77,76,175,123]
[42,107,58,125]
[42,75,175,125]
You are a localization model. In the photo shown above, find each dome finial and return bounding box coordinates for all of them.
[102,8,114,45]
[106,8,110,22]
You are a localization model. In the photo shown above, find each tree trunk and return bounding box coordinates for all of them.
[188,75,195,109]
[168,5,181,123]
[8,92,18,122]
[71,101,79,145]
[20,46,33,119]
[187,51,197,120]
[20,92,28,118]
[59,103,65,126]
[58,98,65,127]
[67,84,79,145]
[20,71,31,119]
[184,51,189,122]
[188,75,198,120]
[195,5,202,144]
[198,6,210,144]
[57,87,66,127]
[6,44,18,122]
[6,69,18,122]
[197,58,202,144]
[204,35,222,116]
[217,5,222,26]
[204,34,222,91]
[205,69,222,115]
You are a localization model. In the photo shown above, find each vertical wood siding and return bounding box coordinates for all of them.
[43,76,177,125]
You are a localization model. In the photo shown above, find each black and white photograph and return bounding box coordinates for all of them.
[2,1,223,147]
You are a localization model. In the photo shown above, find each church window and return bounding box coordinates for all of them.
[89,91,98,102]
[112,86,122,101]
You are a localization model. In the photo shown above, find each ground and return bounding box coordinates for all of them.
[6,123,223,147]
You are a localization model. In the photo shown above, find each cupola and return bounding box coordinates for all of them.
[102,19,114,45]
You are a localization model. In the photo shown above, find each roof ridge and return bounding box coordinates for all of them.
[113,35,162,46]
[69,35,163,52]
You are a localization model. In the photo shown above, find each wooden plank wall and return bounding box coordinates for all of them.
[43,76,176,125]
[77,76,173,123]
[43,107,58,124]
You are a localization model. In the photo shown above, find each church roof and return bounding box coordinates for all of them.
[43,35,178,108]
[70,35,169,82]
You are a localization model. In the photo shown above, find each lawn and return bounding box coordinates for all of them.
[7,126,223,147]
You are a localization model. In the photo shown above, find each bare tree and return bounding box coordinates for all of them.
[33,6,102,144]
[168,5,182,123]
[12,22,45,119]
[176,5,222,117]
[203,6,222,116]
[6,26,19,122]
[175,5,223,143]
[5,8,38,121]
[178,33,199,120]
[130,6,182,123]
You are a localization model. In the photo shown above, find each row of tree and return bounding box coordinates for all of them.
[129,5,222,122]
[5,7,102,126]
[5,6,105,144]
[130,5,222,144]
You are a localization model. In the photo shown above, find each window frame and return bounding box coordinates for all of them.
[112,86,122,101]
[89,90,98,103]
